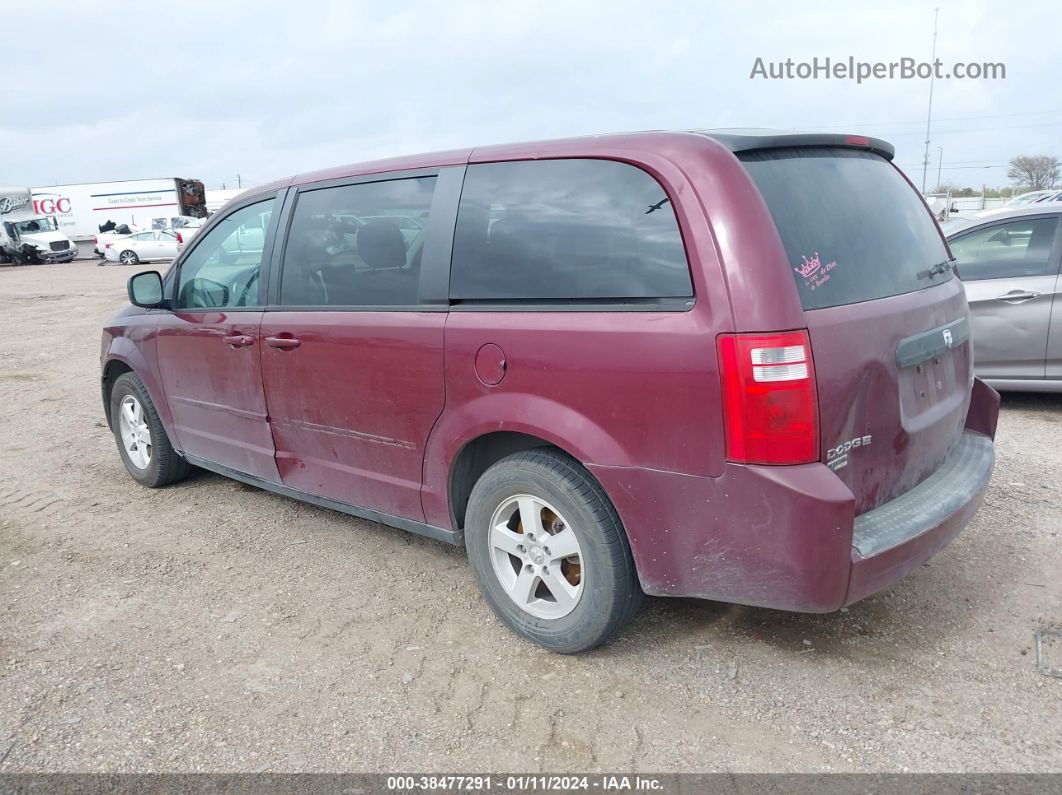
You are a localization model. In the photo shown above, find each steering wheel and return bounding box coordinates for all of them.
[236,270,259,306]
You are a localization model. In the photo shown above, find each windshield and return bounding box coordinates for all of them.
[739,147,951,310]
[15,217,56,234]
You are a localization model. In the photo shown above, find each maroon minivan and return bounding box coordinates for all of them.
[101,130,999,652]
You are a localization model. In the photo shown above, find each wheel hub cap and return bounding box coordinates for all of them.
[488,495,584,619]
[118,394,152,470]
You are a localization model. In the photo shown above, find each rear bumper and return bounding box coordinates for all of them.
[590,378,1000,613]
[845,431,994,605]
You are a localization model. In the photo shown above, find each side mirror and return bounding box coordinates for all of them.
[128,271,166,308]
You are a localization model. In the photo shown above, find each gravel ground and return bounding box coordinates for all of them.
[0,260,1059,773]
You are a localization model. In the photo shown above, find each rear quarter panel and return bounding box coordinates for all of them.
[422,309,724,529]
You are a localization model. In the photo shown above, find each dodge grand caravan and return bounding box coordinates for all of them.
[101,130,999,652]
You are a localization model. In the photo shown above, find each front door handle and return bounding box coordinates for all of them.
[222,334,254,348]
[995,290,1041,303]
[265,336,301,350]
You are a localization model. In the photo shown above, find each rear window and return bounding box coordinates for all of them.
[739,147,951,310]
[450,159,693,303]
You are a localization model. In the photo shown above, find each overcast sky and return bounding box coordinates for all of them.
[6,0,1058,192]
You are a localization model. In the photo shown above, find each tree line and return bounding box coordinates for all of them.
[933,154,1059,196]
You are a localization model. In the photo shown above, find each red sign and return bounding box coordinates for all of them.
[33,197,72,215]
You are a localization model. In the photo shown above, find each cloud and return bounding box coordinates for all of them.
[4,0,1058,190]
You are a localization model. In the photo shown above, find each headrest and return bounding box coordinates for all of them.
[357,222,406,269]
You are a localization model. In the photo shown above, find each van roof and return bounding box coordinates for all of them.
[235,129,895,201]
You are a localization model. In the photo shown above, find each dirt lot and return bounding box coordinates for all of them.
[0,260,1059,773]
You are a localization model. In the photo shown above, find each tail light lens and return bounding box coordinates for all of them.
[176,232,184,244]
[717,330,819,465]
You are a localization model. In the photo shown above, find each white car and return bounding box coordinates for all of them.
[1005,189,1059,207]
[94,225,139,257]
[104,230,179,265]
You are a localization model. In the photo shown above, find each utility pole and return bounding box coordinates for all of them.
[237,174,242,189]
[921,7,940,193]
[936,146,943,190]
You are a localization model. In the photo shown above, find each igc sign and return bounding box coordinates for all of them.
[34,196,72,214]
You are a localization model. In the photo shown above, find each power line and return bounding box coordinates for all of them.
[811,109,1062,130]
[878,120,1062,137]
[898,164,1008,170]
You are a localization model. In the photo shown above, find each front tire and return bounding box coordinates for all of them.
[119,250,140,266]
[465,449,642,653]
[110,372,191,487]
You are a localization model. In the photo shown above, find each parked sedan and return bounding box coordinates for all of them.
[104,230,179,265]
[94,225,138,257]
[1005,189,1058,207]
[153,215,205,248]
[946,205,1062,391]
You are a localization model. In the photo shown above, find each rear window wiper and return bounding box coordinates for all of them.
[920,260,954,279]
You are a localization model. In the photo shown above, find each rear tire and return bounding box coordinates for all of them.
[119,250,139,266]
[110,372,191,488]
[465,449,642,653]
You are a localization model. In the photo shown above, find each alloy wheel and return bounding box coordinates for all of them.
[118,395,152,469]
[488,494,584,619]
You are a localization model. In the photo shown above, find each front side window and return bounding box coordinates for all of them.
[949,217,1059,281]
[175,198,274,309]
[279,176,436,307]
[450,159,693,302]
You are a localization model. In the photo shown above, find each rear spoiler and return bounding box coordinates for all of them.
[696,130,895,161]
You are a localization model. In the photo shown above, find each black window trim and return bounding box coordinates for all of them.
[947,211,1062,283]
[447,297,695,313]
[264,166,462,312]
[445,156,697,313]
[164,188,287,312]
[216,158,699,316]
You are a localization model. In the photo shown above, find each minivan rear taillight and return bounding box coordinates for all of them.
[717,330,819,465]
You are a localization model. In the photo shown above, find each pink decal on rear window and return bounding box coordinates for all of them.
[794,252,837,291]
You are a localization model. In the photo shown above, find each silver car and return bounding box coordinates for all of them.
[944,206,1062,391]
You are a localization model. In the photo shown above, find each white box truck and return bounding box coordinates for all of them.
[30,178,207,240]
[0,186,78,265]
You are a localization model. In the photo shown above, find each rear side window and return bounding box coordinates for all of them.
[450,159,693,302]
[280,177,436,307]
[739,147,952,310]
[948,217,1059,281]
